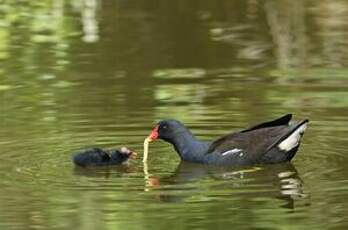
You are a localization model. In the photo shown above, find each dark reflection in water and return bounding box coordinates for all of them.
[155,162,305,207]
[73,164,137,179]
[1,0,348,229]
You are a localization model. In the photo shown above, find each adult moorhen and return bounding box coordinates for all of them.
[73,147,137,167]
[146,114,308,166]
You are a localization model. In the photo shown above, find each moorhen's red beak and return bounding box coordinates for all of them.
[147,125,159,142]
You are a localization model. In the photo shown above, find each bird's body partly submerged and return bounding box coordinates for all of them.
[146,114,308,166]
[73,147,136,167]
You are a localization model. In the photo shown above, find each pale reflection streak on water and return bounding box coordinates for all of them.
[1,0,348,229]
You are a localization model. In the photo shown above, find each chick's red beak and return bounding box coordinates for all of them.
[148,125,159,142]
[129,151,137,159]
[120,147,137,159]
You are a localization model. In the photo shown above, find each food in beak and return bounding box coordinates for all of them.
[143,137,150,163]
[143,126,159,163]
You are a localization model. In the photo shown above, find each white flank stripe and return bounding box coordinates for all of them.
[222,148,243,156]
[278,123,307,151]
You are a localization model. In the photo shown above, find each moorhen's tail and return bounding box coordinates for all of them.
[262,119,309,162]
[241,114,292,133]
[268,119,309,152]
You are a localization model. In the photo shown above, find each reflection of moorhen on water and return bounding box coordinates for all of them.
[73,147,137,167]
[147,114,308,166]
[158,162,306,208]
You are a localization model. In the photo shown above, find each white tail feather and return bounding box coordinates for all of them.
[278,123,307,151]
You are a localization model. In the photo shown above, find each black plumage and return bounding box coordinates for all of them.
[147,114,308,166]
[73,147,136,167]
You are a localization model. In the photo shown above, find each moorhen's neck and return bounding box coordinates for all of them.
[168,131,209,163]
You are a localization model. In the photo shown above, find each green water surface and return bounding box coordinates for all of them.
[1,1,348,229]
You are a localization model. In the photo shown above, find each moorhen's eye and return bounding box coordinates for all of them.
[162,125,168,130]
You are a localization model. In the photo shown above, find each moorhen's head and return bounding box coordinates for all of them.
[113,147,137,162]
[147,119,190,143]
